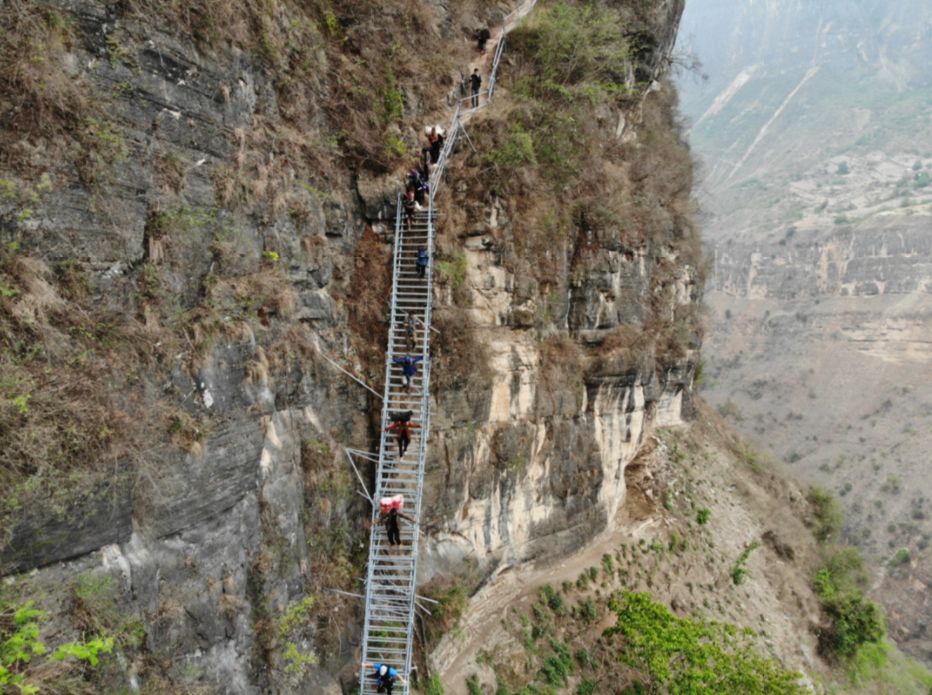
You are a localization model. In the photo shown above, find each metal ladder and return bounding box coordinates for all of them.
[356,2,539,692]
[357,194,436,695]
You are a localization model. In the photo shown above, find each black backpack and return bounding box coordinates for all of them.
[480,28,490,40]
[390,410,413,423]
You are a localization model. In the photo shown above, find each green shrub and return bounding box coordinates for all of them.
[466,675,483,695]
[1,598,114,693]
[807,485,844,542]
[539,639,574,687]
[605,591,806,694]
[888,549,910,568]
[730,540,762,585]
[813,548,885,660]
[696,508,711,525]
[426,673,445,695]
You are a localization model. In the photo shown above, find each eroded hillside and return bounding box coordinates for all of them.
[678,0,932,671]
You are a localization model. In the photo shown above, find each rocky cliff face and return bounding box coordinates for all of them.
[0,0,699,692]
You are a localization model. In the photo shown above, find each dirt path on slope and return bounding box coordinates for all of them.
[436,489,663,695]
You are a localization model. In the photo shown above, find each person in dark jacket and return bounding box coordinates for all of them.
[418,147,431,181]
[476,27,491,55]
[416,246,429,279]
[362,663,408,695]
[392,354,423,392]
[384,418,420,459]
[470,69,482,108]
[428,127,444,164]
[403,191,417,230]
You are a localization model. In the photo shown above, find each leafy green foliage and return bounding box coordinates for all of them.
[730,540,762,585]
[1,598,113,693]
[696,508,711,525]
[888,549,910,568]
[604,591,807,694]
[426,672,445,695]
[436,252,468,290]
[539,639,575,687]
[511,2,637,104]
[813,548,885,660]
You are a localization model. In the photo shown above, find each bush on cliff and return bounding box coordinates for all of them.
[604,591,807,694]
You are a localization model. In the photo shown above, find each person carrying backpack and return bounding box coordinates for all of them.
[470,69,482,108]
[362,663,407,695]
[384,417,420,458]
[476,27,491,56]
[416,246,429,279]
[392,354,423,392]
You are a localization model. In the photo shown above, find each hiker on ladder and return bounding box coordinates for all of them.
[384,415,420,459]
[416,246,429,279]
[392,354,422,393]
[402,312,417,352]
[362,663,407,695]
[371,496,418,550]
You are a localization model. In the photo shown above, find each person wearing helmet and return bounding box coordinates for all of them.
[362,662,407,695]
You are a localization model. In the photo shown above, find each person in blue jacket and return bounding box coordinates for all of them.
[362,662,406,695]
[416,246,429,279]
[392,354,423,393]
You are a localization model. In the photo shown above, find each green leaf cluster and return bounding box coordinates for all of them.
[1,598,113,693]
[604,591,807,694]
[730,540,761,585]
[812,548,885,660]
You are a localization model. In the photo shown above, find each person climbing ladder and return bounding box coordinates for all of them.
[384,416,420,459]
[392,354,422,393]
[370,497,418,550]
[362,663,407,695]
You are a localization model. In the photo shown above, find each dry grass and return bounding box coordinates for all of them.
[299,438,366,663]
[152,151,187,194]
[585,325,655,378]
[430,307,493,395]
[345,226,392,381]
[538,334,585,410]
[0,2,94,175]
[0,254,154,525]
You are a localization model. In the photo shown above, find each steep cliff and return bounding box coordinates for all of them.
[0,0,716,692]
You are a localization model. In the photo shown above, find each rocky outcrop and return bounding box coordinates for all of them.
[0,0,698,692]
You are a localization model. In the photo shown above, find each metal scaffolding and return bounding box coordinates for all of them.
[356,3,538,693]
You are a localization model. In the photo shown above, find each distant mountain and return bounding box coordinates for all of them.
[678,0,932,669]
[679,0,932,195]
